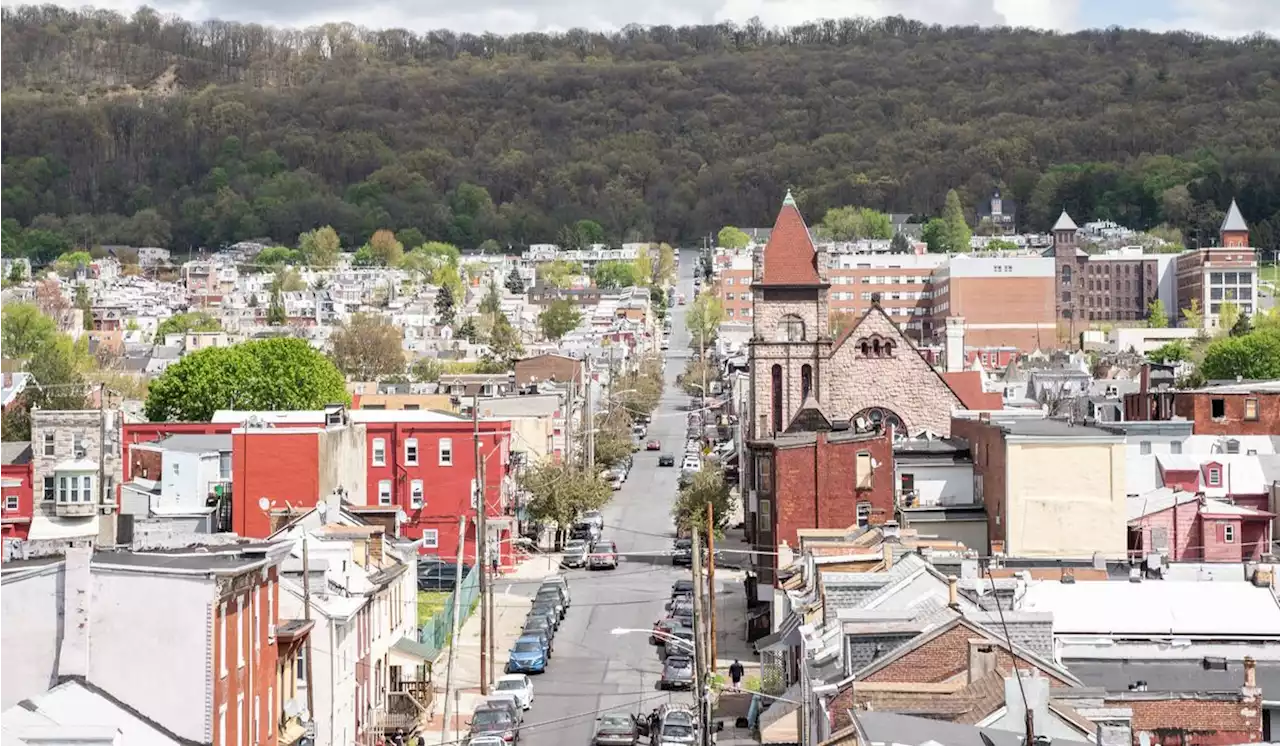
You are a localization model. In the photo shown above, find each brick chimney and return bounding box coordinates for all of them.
[881,542,894,570]
[1244,656,1258,691]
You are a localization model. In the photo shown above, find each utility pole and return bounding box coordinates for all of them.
[301,533,315,723]
[566,373,576,475]
[97,382,107,513]
[706,503,717,674]
[473,395,489,695]
[691,528,710,746]
[585,359,595,471]
[440,515,469,741]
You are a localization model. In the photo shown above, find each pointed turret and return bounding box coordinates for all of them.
[757,191,821,286]
[1220,199,1250,247]
[1052,210,1079,232]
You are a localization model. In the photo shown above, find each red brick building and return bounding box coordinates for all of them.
[750,403,894,582]
[1,442,33,540]
[1125,379,1280,436]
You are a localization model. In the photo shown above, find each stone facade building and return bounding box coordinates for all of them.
[28,408,123,548]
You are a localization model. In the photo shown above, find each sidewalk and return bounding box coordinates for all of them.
[709,527,762,744]
[419,556,554,745]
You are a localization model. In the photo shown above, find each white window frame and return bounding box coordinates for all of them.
[236,694,245,746]
[371,438,386,466]
[253,694,259,743]
[439,438,453,465]
[237,598,245,669]
[378,479,393,506]
[42,433,55,456]
[410,480,424,509]
[251,591,259,663]
[1208,467,1221,487]
[4,495,17,511]
[405,437,419,465]
[219,603,228,677]
[218,703,228,746]
[1224,524,1236,544]
[421,529,440,549]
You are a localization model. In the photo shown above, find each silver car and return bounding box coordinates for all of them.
[561,540,589,568]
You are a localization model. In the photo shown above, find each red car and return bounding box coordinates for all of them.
[646,440,661,451]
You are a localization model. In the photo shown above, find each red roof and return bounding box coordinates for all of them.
[760,197,822,286]
[940,371,1003,411]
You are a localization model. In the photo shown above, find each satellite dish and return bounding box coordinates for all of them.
[258,497,271,512]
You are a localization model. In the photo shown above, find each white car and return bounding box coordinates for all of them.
[680,457,701,474]
[562,539,589,568]
[496,674,534,710]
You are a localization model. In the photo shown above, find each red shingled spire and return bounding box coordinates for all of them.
[760,190,822,286]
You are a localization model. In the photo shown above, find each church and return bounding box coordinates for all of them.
[742,193,979,589]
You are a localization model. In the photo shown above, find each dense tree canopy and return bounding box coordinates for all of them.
[3,8,1280,257]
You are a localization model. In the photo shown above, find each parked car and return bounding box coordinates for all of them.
[534,587,566,619]
[526,604,559,632]
[570,522,601,543]
[561,539,589,568]
[645,440,661,451]
[671,538,692,566]
[650,613,693,645]
[593,713,641,746]
[519,627,553,656]
[505,638,548,675]
[664,626,695,658]
[656,709,697,746]
[658,454,675,467]
[680,456,701,475]
[581,510,604,529]
[468,736,506,746]
[522,616,555,643]
[479,695,523,725]
[469,707,520,743]
[658,655,695,690]
[588,541,619,570]
[537,581,570,610]
[418,562,470,591]
[609,473,624,491]
[540,575,572,607]
[496,673,534,710]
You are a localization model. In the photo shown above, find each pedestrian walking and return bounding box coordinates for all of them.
[728,659,745,689]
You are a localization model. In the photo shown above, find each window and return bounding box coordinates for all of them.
[1211,398,1226,419]
[219,603,228,677]
[421,529,440,548]
[72,434,85,455]
[236,694,245,746]
[411,480,424,509]
[43,433,55,456]
[856,452,873,489]
[371,438,386,466]
[1244,397,1259,421]
[253,695,259,743]
[43,477,54,501]
[758,498,771,528]
[218,704,228,746]
[755,454,774,495]
[405,437,419,465]
[1139,441,1151,455]
[251,591,259,662]
[1223,524,1236,544]
[1207,467,1221,487]
[296,645,307,681]
[378,479,393,506]
[770,365,783,434]
[237,599,245,668]
[57,475,93,504]
[856,502,872,527]
[4,496,17,511]
[801,364,813,400]
[439,438,454,465]
[777,315,805,342]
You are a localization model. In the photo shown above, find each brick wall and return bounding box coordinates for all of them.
[860,623,1074,686]
[1113,695,1262,746]
[1174,393,1280,436]
[130,449,163,481]
[514,355,582,390]
[950,417,1007,555]
[945,276,1056,352]
[846,633,918,674]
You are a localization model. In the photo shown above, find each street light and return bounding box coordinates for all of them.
[610,627,695,654]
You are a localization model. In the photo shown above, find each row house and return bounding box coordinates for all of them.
[1127,488,1274,563]
[1,540,290,746]
[1125,378,1280,436]
[2,442,33,541]
[27,408,123,548]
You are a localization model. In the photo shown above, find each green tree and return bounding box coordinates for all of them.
[1,302,57,358]
[505,266,526,295]
[537,260,579,289]
[431,263,464,300]
[575,219,605,246]
[1230,311,1252,338]
[818,206,893,240]
[20,230,71,264]
[985,238,1020,251]
[672,467,733,538]
[889,232,911,253]
[942,189,972,252]
[485,313,524,367]
[456,317,483,342]
[395,228,426,252]
[351,245,377,267]
[1181,298,1204,331]
[1146,299,1169,328]
[155,312,222,342]
[585,414,634,470]
[717,226,750,250]
[477,238,502,254]
[594,260,640,289]
[519,462,610,541]
[368,229,405,267]
[255,246,299,267]
[1217,301,1241,336]
[145,338,349,421]
[680,356,715,397]
[328,312,406,380]
[653,243,677,286]
[921,218,950,253]
[830,309,858,338]
[410,357,443,383]
[1148,340,1190,364]
[434,284,456,324]
[538,299,582,340]
[686,291,725,347]
[54,251,93,275]
[1199,328,1280,380]
[3,332,92,440]
[298,226,341,268]
[267,281,286,325]
[480,277,502,315]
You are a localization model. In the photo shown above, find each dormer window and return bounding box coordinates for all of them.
[1207,466,1221,487]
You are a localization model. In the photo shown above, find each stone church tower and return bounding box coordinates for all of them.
[748,191,831,440]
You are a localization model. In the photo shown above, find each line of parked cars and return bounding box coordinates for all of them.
[560,510,619,571]
[654,579,700,691]
[504,574,572,678]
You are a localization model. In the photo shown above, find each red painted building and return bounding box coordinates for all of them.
[1129,490,1273,563]
[1,442,34,540]
[751,408,894,583]
[122,408,514,565]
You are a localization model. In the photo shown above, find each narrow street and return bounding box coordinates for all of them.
[509,250,703,746]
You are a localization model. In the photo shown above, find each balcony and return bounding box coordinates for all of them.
[54,500,96,518]
[371,680,433,735]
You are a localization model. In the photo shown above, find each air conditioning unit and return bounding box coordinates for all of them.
[267,623,277,643]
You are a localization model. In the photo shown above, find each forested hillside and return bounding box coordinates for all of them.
[4,5,1280,258]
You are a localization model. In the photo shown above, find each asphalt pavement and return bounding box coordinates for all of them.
[510,251,704,746]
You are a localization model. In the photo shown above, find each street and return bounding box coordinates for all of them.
[506,250,704,746]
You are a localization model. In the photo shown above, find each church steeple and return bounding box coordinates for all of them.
[1220,199,1250,248]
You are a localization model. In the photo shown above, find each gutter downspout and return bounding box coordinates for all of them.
[330,618,338,746]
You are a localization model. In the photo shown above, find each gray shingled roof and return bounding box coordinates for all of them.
[1,442,32,466]
[1065,658,1280,694]
[1052,210,1079,232]
[1220,199,1249,233]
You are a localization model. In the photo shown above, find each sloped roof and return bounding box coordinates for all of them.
[940,371,1002,410]
[784,394,834,433]
[1220,199,1248,232]
[1052,211,1079,231]
[759,192,822,286]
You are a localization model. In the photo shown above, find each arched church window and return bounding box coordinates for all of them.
[852,407,905,437]
[801,364,813,400]
[771,365,783,434]
[872,338,882,357]
[777,315,805,342]
[883,340,895,357]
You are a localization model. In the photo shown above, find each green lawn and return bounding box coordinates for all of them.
[417,591,451,626]
[1260,263,1279,288]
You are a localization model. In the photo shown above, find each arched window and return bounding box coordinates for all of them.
[872,338,882,357]
[859,340,870,356]
[852,407,905,437]
[801,364,813,400]
[883,340,895,357]
[1061,265,1073,284]
[771,365,783,434]
[777,315,805,342]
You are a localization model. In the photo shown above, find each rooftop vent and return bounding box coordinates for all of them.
[1202,657,1228,671]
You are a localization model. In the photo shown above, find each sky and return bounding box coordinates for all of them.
[12,0,1280,37]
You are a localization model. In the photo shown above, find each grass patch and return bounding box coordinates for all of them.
[1260,263,1278,288]
[417,591,451,626]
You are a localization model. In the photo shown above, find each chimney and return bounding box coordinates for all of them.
[1244,656,1257,690]
[948,575,959,608]
[882,542,894,570]
[881,520,900,541]
[59,544,94,678]
[969,641,998,683]
[368,531,385,567]
[978,412,991,424]
[945,317,967,373]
